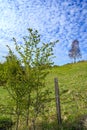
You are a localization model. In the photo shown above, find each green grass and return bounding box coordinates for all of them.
[45,61,87,129]
[0,61,87,129]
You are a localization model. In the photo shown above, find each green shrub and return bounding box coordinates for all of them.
[0,117,14,130]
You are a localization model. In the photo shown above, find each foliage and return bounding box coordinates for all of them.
[4,48,26,130]
[0,63,7,86]
[68,40,82,63]
[4,28,58,130]
[0,117,14,130]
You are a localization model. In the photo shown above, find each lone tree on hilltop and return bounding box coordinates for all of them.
[68,40,82,63]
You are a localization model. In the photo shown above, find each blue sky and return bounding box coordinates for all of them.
[0,0,87,65]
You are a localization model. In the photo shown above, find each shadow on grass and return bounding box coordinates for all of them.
[29,115,87,130]
[9,114,87,130]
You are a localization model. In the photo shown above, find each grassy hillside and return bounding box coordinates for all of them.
[0,61,87,129]
[45,61,87,128]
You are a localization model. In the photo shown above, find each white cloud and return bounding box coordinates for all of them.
[0,0,87,65]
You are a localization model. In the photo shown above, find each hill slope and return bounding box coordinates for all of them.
[46,61,87,121]
[0,61,87,129]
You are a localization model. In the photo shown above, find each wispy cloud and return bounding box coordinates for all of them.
[0,0,87,65]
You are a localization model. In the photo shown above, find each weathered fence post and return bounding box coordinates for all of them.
[54,77,62,125]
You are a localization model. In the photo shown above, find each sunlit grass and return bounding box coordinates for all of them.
[45,61,87,123]
[0,61,87,129]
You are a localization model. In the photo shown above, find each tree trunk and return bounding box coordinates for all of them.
[26,93,31,127]
[16,113,20,130]
[74,57,76,63]
[26,107,29,126]
[16,102,20,130]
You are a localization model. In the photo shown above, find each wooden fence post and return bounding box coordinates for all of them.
[54,77,62,125]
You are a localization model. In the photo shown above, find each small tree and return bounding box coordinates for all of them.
[5,28,59,129]
[13,28,58,127]
[5,47,26,130]
[68,40,82,63]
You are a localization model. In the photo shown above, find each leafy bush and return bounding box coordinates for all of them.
[0,117,13,130]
